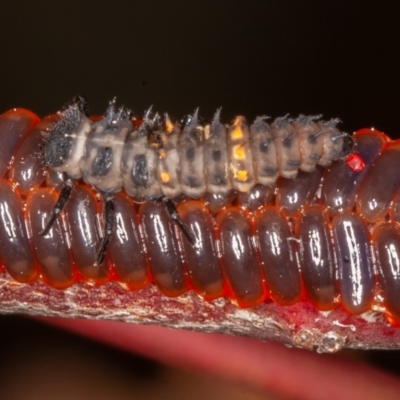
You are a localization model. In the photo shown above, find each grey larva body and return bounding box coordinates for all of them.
[44,99,351,200]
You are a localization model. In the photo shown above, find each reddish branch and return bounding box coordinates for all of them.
[1,271,400,353]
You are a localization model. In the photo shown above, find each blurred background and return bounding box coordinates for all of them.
[1,1,400,134]
[1,1,400,399]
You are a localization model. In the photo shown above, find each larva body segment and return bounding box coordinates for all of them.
[81,105,131,194]
[4,100,400,330]
[204,115,232,194]
[249,117,279,186]
[292,115,324,172]
[270,116,301,179]
[178,114,207,198]
[318,119,347,166]
[122,121,163,200]
[227,117,256,192]
[44,103,91,180]
[157,119,182,198]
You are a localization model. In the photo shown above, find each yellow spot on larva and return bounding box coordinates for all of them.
[204,124,211,139]
[159,149,167,159]
[160,172,171,183]
[236,170,248,182]
[231,117,245,140]
[233,144,246,160]
[165,116,174,133]
[231,125,243,140]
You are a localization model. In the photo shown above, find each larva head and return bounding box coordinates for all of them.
[341,132,356,157]
[323,118,354,160]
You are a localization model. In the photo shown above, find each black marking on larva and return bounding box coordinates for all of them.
[92,147,113,177]
[264,167,279,176]
[132,154,149,188]
[259,140,272,153]
[310,153,320,161]
[41,96,354,263]
[308,130,325,144]
[287,159,301,167]
[187,176,199,189]
[212,149,221,162]
[283,131,297,147]
[44,104,82,168]
[213,173,227,185]
[186,147,196,161]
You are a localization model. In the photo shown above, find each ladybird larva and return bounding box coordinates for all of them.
[44,97,352,200]
[41,97,353,263]
[3,100,400,352]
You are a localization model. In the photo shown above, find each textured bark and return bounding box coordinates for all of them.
[1,271,400,353]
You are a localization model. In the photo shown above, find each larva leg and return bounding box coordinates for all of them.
[40,174,75,236]
[96,194,115,266]
[161,197,196,245]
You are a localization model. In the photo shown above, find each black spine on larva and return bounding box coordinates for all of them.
[61,95,89,116]
[105,99,133,130]
[44,98,86,168]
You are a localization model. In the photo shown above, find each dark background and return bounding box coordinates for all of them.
[1,1,400,399]
[1,1,400,136]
